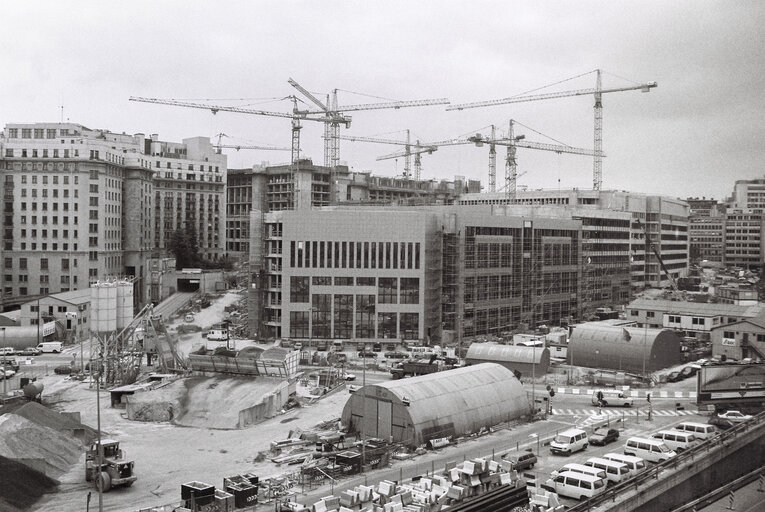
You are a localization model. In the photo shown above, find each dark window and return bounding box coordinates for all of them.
[290,276,309,303]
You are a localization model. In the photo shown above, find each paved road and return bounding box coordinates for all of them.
[274,390,710,509]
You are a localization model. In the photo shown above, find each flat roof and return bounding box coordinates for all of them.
[628,298,762,317]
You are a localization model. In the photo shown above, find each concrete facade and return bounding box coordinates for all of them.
[457,188,690,293]
[0,123,226,309]
[251,204,595,344]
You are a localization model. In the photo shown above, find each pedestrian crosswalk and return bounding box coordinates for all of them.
[552,408,696,417]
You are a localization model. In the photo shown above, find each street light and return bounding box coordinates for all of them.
[1,328,6,397]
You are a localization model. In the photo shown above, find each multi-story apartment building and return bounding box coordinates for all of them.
[0,123,225,309]
[250,204,589,344]
[457,189,690,299]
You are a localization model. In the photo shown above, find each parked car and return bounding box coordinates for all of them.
[666,371,682,383]
[708,416,736,430]
[1,367,16,379]
[2,358,20,372]
[344,373,356,381]
[717,410,753,423]
[0,347,15,357]
[357,351,377,359]
[501,450,537,471]
[19,347,42,356]
[53,365,72,375]
[589,427,620,446]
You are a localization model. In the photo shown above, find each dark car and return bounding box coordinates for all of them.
[708,416,736,430]
[666,371,683,383]
[357,351,377,359]
[589,427,620,446]
[502,450,537,471]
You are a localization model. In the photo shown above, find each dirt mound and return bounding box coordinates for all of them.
[174,375,285,429]
[12,402,96,441]
[0,414,84,477]
[0,455,58,512]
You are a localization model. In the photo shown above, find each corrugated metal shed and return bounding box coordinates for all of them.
[464,343,550,376]
[568,323,682,372]
[341,363,529,447]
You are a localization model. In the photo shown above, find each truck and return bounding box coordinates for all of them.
[85,439,137,492]
[37,341,63,353]
[390,356,456,379]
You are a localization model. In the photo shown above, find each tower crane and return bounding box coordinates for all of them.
[376,138,469,181]
[448,69,657,190]
[337,130,437,180]
[130,95,326,164]
[467,119,604,201]
[213,133,290,154]
[288,78,450,169]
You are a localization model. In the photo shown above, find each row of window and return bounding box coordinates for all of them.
[290,241,421,270]
[290,276,420,305]
[4,257,76,270]
[290,306,419,340]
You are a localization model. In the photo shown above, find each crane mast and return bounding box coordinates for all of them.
[447,70,656,190]
[288,78,449,169]
[468,120,603,201]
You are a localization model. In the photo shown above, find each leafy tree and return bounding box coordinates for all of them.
[168,226,202,268]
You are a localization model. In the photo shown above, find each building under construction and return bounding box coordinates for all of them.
[248,203,634,345]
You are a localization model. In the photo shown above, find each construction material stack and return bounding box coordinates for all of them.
[223,473,259,508]
[298,456,528,511]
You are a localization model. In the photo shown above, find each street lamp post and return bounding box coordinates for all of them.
[1,328,6,396]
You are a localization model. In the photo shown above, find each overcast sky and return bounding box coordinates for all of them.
[2,1,762,201]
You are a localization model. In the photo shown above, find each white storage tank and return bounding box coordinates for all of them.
[116,280,134,329]
[90,281,118,333]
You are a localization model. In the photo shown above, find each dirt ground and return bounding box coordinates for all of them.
[28,290,352,512]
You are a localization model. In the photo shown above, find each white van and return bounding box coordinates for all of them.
[551,463,607,481]
[673,422,716,441]
[37,341,63,353]
[409,346,435,358]
[651,430,699,452]
[602,453,647,477]
[584,457,630,485]
[624,437,677,463]
[207,327,228,342]
[550,428,589,456]
[592,389,634,407]
[543,471,607,500]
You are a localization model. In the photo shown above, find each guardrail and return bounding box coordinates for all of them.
[565,410,765,512]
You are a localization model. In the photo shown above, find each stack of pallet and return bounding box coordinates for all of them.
[298,457,525,511]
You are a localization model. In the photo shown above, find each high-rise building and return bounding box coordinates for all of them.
[0,123,225,309]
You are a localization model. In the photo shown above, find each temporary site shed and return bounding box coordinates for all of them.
[341,363,530,447]
[464,343,550,377]
[568,323,682,372]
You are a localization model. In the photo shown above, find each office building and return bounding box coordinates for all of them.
[250,204,594,344]
[0,122,225,309]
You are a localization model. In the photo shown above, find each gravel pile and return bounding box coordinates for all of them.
[13,402,96,442]
[0,455,58,512]
[0,414,84,477]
